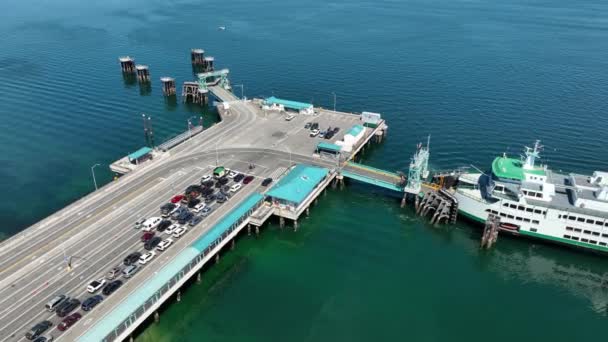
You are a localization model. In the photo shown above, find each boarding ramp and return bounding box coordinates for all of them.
[341,162,404,192]
[208,85,239,102]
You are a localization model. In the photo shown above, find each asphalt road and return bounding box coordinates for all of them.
[0,96,348,341]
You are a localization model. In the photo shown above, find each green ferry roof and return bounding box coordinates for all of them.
[491,157,545,180]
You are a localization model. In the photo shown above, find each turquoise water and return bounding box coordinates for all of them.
[2,0,608,340]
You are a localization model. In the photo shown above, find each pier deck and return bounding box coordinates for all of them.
[0,87,392,342]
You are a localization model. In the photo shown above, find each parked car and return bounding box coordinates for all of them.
[56,298,80,318]
[319,130,327,138]
[333,127,340,133]
[227,170,238,178]
[310,129,320,137]
[141,231,155,243]
[102,280,123,295]
[160,203,177,217]
[86,278,106,293]
[171,207,189,220]
[230,183,242,192]
[262,178,273,186]
[106,266,122,280]
[170,195,184,204]
[141,217,161,232]
[138,251,156,265]
[325,131,334,139]
[156,238,173,251]
[134,218,146,229]
[218,177,230,185]
[165,224,179,235]
[188,215,203,227]
[311,122,319,130]
[202,180,214,188]
[144,236,162,250]
[216,194,227,203]
[201,187,214,196]
[200,175,212,183]
[122,265,139,278]
[177,211,193,225]
[172,227,188,238]
[193,203,206,213]
[233,173,245,182]
[304,122,312,129]
[243,176,254,184]
[285,113,295,121]
[187,198,201,208]
[32,335,54,342]
[81,295,103,311]
[25,320,52,340]
[204,194,216,204]
[200,206,213,217]
[57,312,81,331]
[45,295,67,312]
[156,220,172,232]
[123,252,142,266]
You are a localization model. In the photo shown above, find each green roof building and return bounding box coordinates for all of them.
[266,164,329,206]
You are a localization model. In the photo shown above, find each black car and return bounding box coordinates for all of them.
[311,122,319,130]
[202,180,214,188]
[204,194,216,204]
[123,252,142,266]
[102,280,123,296]
[333,127,340,133]
[159,203,176,216]
[32,336,54,342]
[218,177,229,185]
[185,185,203,194]
[156,220,172,232]
[202,187,214,196]
[188,215,203,227]
[187,198,201,208]
[81,295,103,311]
[56,299,80,317]
[171,207,188,220]
[216,194,227,203]
[262,178,273,186]
[144,236,162,250]
[233,174,245,182]
[304,122,311,129]
[177,211,193,224]
[25,320,52,340]
[214,181,222,188]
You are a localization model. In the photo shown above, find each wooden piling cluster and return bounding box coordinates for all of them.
[191,48,214,72]
[415,189,459,225]
[119,56,136,73]
[160,77,176,96]
[135,65,150,83]
[481,214,500,249]
[181,81,208,104]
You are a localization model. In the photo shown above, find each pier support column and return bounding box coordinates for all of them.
[279,217,285,229]
[154,311,160,323]
[332,179,337,189]
[177,290,181,302]
[314,198,318,205]
[215,253,220,264]
[129,336,134,342]
[197,272,202,284]
[400,194,407,208]
[294,220,298,232]
[255,226,260,236]
[231,239,235,250]
[247,224,251,236]
[306,207,310,217]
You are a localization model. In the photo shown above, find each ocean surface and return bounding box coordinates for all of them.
[2,0,608,340]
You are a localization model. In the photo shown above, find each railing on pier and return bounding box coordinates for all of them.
[340,162,404,192]
[80,193,265,342]
[157,125,204,152]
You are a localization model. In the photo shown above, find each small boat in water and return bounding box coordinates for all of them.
[218,26,226,31]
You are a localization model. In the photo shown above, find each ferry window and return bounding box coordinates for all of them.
[563,235,571,239]
[600,242,607,247]
[518,206,525,211]
[605,222,608,227]
[574,228,582,233]
[524,218,530,222]
[596,221,604,226]
[586,219,594,224]
[558,214,562,219]
[507,215,514,219]
[522,190,528,195]
[516,217,523,221]
[592,232,600,236]
[542,211,547,215]
[534,209,542,214]
[590,240,597,244]
[581,238,589,243]
[602,234,608,238]
[535,193,542,198]
[572,236,579,241]
[569,216,576,220]
[532,220,540,224]
[503,203,509,207]
[527,208,534,213]
[500,213,506,217]
[530,228,537,232]
[583,230,591,234]
[509,204,517,209]
[485,209,490,212]
[566,227,573,231]
[577,217,585,222]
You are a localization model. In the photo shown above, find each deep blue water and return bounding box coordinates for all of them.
[1,0,608,340]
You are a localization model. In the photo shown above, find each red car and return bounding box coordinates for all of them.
[58,312,82,331]
[242,176,254,184]
[171,195,184,204]
[141,232,155,242]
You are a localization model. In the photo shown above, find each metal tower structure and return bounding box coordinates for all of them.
[197,68,231,92]
[404,135,430,194]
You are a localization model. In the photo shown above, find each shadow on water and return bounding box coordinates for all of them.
[139,82,152,96]
[163,95,178,111]
[121,73,137,88]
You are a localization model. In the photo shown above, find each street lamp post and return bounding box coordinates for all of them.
[91,163,100,191]
[215,142,219,166]
[187,116,197,139]
[235,84,244,99]
[285,146,292,166]
[332,92,336,112]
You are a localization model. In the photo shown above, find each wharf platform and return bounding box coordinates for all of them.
[0,79,405,342]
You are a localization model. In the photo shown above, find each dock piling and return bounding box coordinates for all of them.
[293,219,298,232]
[160,77,176,96]
[154,311,159,323]
[231,239,235,250]
[191,49,205,65]
[135,65,150,83]
[247,224,251,236]
[119,56,136,74]
[197,272,201,284]
[177,290,181,302]
[215,253,220,264]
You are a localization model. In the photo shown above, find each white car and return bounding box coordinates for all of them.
[86,278,106,293]
[156,238,174,251]
[227,170,238,179]
[230,183,242,192]
[165,224,179,235]
[310,129,320,137]
[193,203,206,213]
[134,218,146,229]
[138,251,156,265]
[285,113,295,121]
[142,217,162,232]
[201,175,212,183]
[172,227,188,238]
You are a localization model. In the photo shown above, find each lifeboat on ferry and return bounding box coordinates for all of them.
[499,222,520,231]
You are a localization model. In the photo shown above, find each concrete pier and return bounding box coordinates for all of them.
[160,77,176,96]
[136,65,150,83]
[119,56,136,73]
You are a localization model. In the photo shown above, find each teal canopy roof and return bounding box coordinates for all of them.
[346,124,365,137]
[316,142,341,153]
[266,164,329,205]
[128,146,152,161]
[264,96,313,110]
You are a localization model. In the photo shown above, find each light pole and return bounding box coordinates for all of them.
[215,142,219,166]
[332,92,336,112]
[235,84,244,99]
[91,163,100,191]
[285,146,292,166]
[187,116,197,139]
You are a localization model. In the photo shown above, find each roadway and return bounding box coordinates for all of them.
[0,91,364,341]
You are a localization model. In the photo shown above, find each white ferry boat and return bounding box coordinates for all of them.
[454,140,608,253]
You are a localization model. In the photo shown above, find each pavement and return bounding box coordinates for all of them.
[0,95,367,342]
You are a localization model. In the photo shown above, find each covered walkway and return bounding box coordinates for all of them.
[341,162,404,192]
